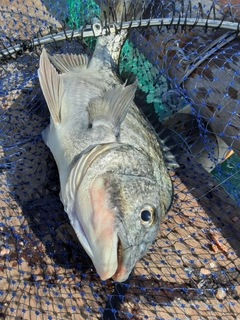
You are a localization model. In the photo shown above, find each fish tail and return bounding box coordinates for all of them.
[88,0,151,72]
[96,0,149,23]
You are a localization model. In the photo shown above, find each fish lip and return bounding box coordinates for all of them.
[117,237,122,272]
[112,237,122,279]
[112,237,130,282]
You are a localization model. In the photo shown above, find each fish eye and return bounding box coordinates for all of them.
[140,205,156,227]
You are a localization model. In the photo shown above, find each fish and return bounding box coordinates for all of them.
[38,0,175,282]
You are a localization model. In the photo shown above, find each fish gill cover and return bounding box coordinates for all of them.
[0,0,240,319]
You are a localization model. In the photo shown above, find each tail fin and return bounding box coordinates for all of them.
[95,0,150,22]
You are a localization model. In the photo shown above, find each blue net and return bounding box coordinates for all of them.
[0,0,240,319]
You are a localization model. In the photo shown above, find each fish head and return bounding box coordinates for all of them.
[71,145,173,282]
[101,172,173,282]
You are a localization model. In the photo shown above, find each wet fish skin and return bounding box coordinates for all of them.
[38,0,173,282]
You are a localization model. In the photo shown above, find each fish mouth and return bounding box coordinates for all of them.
[112,237,129,282]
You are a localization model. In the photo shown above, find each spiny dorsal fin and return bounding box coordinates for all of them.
[48,53,89,73]
[38,48,63,124]
[121,72,181,170]
[87,80,138,136]
[152,123,182,170]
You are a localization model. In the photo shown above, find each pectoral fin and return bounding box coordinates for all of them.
[87,80,138,136]
[38,48,63,124]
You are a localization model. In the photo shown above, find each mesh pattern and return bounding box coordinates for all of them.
[0,0,240,319]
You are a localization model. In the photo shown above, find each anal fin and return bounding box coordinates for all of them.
[48,53,89,73]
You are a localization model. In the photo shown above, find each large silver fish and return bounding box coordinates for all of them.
[38,0,174,282]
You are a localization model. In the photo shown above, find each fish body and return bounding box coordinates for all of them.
[38,0,173,282]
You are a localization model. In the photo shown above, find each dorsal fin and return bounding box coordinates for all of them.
[155,124,182,170]
[136,94,181,170]
[38,48,63,124]
[87,80,138,137]
[121,72,181,170]
[48,53,89,73]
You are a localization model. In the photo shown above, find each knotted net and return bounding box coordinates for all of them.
[0,0,240,319]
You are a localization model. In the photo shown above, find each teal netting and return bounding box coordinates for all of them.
[0,0,240,319]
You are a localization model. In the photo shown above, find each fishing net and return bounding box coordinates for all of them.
[0,0,240,319]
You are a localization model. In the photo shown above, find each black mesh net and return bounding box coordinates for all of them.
[0,0,240,319]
